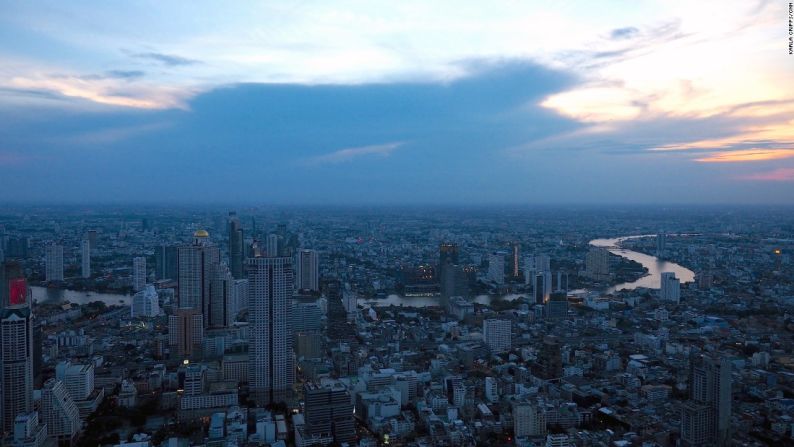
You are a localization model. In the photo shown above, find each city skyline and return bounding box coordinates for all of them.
[1,1,793,204]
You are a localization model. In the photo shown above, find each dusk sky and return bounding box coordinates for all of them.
[1,1,793,204]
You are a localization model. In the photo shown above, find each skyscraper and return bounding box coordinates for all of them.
[681,355,732,446]
[660,272,681,304]
[228,212,245,280]
[266,234,279,257]
[511,242,520,278]
[533,271,552,304]
[1,298,34,433]
[1,261,26,308]
[44,243,63,282]
[132,256,146,292]
[80,239,90,279]
[248,256,294,405]
[154,244,178,280]
[294,249,320,292]
[656,232,666,257]
[177,230,221,327]
[209,263,234,328]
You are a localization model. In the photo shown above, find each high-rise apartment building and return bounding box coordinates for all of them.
[660,272,681,304]
[585,247,609,280]
[298,381,356,446]
[487,252,505,285]
[168,308,204,359]
[39,379,81,445]
[656,232,666,257]
[483,319,511,353]
[80,239,90,279]
[294,249,319,292]
[681,355,732,446]
[44,243,63,282]
[0,300,34,433]
[132,256,146,292]
[514,400,546,438]
[248,256,293,405]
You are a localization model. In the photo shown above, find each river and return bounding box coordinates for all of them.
[589,234,695,294]
[29,234,694,308]
[30,286,130,306]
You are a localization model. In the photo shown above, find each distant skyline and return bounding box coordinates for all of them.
[1,1,793,204]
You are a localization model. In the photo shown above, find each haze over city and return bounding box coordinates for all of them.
[2,1,793,204]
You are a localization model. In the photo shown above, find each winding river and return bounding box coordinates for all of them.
[590,234,695,294]
[29,234,694,309]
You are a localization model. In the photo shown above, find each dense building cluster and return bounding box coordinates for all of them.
[0,205,793,446]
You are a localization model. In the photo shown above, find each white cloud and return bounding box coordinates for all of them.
[306,142,403,165]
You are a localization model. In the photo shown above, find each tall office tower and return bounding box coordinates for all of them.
[154,244,178,280]
[487,252,505,285]
[44,243,63,282]
[132,284,161,318]
[681,355,732,446]
[294,249,320,292]
[1,261,27,308]
[483,319,511,353]
[533,271,552,304]
[208,263,234,328]
[439,242,459,267]
[266,234,279,257]
[178,230,220,327]
[132,256,146,292]
[228,212,245,280]
[511,242,521,278]
[656,232,666,257]
[298,381,356,446]
[585,248,610,280]
[514,400,546,438]
[168,308,204,359]
[84,230,98,250]
[80,239,91,279]
[39,379,80,445]
[534,254,551,272]
[660,272,681,304]
[248,256,294,405]
[1,299,34,433]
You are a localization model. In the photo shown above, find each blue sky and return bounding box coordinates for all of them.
[1,1,793,204]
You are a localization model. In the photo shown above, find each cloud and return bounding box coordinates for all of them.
[609,26,639,40]
[306,142,403,165]
[694,149,794,163]
[738,168,794,181]
[132,52,200,66]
